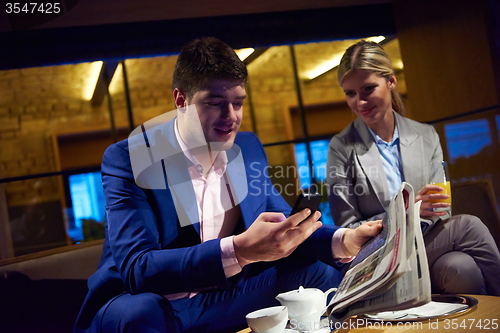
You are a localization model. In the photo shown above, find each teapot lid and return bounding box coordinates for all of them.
[276,286,321,301]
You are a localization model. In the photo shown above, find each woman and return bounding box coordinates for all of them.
[326,40,500,295]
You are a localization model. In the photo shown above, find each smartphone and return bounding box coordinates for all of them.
[290,192,322,217]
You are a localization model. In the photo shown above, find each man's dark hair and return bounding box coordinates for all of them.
[172,37,248,99]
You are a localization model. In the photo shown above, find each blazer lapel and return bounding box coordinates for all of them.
[353,118,391,207]
[396,112,424,192]
[224,144,249,208]
[163,155,200,232]
[225,140,254,231]
[154,118,201,235]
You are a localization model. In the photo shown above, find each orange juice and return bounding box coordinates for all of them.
[428,182,452,204]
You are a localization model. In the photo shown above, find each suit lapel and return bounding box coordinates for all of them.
[163,155,200,233]
[396,113,424,192]
[353,118,391,207]
[224,144,249,207]
[155,118,201,235]
[225,140,254,230]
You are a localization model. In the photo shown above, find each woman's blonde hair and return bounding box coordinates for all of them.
[337,40,405,116]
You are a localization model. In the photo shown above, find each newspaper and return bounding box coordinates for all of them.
[327,182,431,319]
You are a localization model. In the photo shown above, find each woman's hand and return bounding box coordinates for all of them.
[415,184,450,217]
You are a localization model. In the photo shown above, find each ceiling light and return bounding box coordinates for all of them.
[305,36,386,80]
[365,36,386,43]
[84,61,103,100]
[304,54,344,80]
[235,48,255,61]
[109,62,123,95]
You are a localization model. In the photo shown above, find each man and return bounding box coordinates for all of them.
[75,37,382,333]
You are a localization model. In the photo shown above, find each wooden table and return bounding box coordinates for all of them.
[238,295,500,333]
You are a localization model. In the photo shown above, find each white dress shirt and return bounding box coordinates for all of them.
[367,125,405,200]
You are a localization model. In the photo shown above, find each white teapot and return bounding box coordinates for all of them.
[276,286,336,332]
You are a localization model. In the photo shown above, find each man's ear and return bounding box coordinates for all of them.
[173,88,187,111]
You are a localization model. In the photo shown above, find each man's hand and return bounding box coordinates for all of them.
[415,184,450,217]
[341,220,383,257]
[233,209,322,267]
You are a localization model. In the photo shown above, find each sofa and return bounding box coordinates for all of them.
[0,240,104,333]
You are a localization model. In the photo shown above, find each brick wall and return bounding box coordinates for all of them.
[0,64,110,207]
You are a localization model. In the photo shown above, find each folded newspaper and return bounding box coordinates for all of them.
[327,182,431,320]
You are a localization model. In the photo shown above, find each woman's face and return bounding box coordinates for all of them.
[341,69,396,130]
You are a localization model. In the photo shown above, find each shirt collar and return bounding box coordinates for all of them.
[174,118,227,177]
[174,118,199,167]
[368,123,400,146]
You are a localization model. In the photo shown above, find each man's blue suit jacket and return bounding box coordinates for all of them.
[75,118,342,331]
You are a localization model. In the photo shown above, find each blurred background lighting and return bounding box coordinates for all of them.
[84,61,103,100]
[109,62,123,95]
[235,48,255,61]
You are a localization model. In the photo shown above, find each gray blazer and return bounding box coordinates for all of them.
[326,111,446,229]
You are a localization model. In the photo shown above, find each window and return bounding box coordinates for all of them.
[294,140,330,187]
[444,119,492,163]
[67,171,106,242]
[294,139,334,224]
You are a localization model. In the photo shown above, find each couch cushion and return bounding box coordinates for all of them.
[0,241,103,280]
[0,271,89,333]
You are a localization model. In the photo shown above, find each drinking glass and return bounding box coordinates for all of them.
[428,161,452,214]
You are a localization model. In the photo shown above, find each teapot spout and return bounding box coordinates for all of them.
[276,286,305,304]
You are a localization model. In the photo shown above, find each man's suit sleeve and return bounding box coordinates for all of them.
[101,142,229,295]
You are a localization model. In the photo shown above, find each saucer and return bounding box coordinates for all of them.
[250,328,300,333]
[361,294,478,322]
[284,326,329,333]
[306,328,330,333]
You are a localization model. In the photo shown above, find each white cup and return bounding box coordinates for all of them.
[246,306,288,333]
